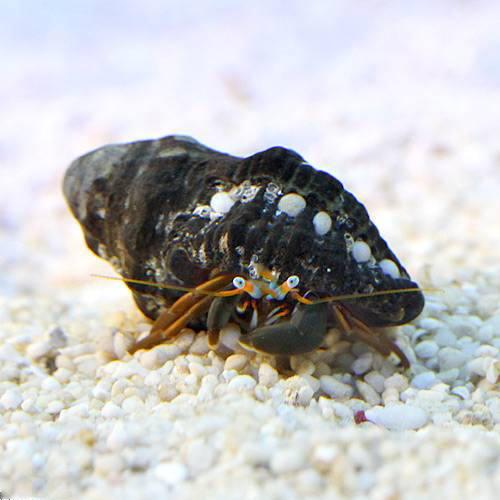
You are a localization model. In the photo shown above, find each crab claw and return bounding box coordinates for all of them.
[239,302,327,355]
[207,294,241,348]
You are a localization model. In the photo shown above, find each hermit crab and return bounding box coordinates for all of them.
[63,135,424,367]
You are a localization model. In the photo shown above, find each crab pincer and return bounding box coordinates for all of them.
[239,301,328,355]
[207,293,241,348]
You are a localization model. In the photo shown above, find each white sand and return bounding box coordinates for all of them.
[0,2,499,499]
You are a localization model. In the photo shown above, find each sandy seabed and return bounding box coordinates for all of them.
[1,2,499,499]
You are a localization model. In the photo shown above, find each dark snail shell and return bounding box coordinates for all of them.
[63,135,424,324]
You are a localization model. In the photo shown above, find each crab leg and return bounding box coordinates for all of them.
[129,295,214,353]
[150,274,235,334]
[333,304,410,368]
[128,274,234,353]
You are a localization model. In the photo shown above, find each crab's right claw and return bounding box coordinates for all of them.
[207,294,241,348]
[239,302,327,355]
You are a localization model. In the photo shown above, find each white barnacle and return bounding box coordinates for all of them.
[312,211,332,236]
[193,205,211,219]
[263,183,281,204]
[352,241,372,263]
[210,192,235,214]
[240,185,260,203]
[231,181,260,203]
[277,193,306,217]
[379,259,401,278]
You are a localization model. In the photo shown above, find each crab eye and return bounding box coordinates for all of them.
[233,277,246,289]
[286,275,300,288]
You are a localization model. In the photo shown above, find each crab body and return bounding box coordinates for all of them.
[63,135,424,364]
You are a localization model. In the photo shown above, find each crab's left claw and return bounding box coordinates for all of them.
[239,302,327,355]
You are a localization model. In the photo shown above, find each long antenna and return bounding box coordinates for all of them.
[92,274,435,304]
[310,287,432,304]
[91,274,226,297]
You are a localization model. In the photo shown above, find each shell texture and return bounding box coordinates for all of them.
[63,135,424,325]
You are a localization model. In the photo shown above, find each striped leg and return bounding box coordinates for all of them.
[128,274,234,354]
[333,304,410,368]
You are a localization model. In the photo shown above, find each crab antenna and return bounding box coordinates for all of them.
[308,287,438,305]
[91,274,239,297]
[92,275,437,303]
